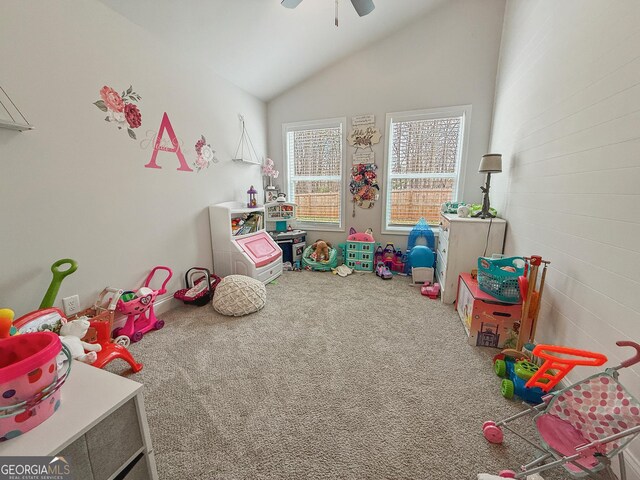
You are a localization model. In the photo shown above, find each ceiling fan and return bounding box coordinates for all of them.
[281,0,375,18]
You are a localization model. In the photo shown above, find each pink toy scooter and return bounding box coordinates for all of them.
[421,282,440,299]
[113,266,172,343]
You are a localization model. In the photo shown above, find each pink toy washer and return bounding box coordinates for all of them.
[114,266,173,343]
[0,332,71,441]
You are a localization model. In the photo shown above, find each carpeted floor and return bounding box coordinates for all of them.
[111,271,565,479]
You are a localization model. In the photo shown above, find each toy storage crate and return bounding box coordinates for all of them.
[477,256,525,303]
[342,241,377,272]
[456,273,521,348]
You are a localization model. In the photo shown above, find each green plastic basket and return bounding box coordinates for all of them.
[301,245,339,271]
[477,256,525,303]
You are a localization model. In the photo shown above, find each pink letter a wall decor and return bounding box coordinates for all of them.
[144,112,193,172]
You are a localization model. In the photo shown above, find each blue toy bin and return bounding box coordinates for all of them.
[477,256,525,303]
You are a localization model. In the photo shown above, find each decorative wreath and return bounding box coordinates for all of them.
[349,163,380,210]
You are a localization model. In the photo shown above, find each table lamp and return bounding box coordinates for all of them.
[473,154,502,219]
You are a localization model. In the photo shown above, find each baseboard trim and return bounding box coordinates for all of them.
[625,451,640,480]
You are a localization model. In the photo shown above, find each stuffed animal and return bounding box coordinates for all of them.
[311,240,332,262]
[59,318,102,364]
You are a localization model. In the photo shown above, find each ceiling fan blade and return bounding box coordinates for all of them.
[281,0,304,8]
[350,0,375,16]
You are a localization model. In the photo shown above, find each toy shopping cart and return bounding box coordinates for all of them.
[483,341,640,479]
[114,266,172,343]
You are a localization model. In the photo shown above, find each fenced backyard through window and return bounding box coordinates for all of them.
[384,107,469,228]
[285,120,344,227]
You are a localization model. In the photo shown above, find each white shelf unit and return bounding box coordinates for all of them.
[209,202,282,283]
[265,202,296,222]
[436,213,506,304]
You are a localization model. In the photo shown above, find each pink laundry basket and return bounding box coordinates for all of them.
[0,332,71,442]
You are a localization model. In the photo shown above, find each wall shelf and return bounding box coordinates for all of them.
[0,86,34,132]
[0,119,34,132]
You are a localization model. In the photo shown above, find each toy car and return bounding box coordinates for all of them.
[492,351,546,404]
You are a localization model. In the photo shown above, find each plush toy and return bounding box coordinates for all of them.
[311,240,332,262]
[347,227,374,243]
[59,318,102,364]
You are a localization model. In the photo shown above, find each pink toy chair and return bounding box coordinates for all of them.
[483,341,640,479]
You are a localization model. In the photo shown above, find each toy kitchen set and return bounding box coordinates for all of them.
[265,200,306,267]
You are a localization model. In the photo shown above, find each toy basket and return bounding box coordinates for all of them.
[477,256,525,303]
[301,245,339,271]
[0,332,72,441]
[173,268,221,306]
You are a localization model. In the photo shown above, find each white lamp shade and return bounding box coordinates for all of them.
[478,154,502,173]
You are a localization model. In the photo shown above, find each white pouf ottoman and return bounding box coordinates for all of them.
[212,275,266,316]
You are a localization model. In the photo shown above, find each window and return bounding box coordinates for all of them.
[383,105,470,232]
[284,118,345,230]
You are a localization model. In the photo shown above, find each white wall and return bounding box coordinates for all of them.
[267,0,506,248]
[0,0,266,317]
[489,0,640,474]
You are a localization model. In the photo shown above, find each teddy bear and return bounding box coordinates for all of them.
[59,317,102,364]
[310,240,332,262]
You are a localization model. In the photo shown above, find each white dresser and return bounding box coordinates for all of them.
[436,213,506,304]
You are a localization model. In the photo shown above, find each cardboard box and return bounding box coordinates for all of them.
[456,272,521,348]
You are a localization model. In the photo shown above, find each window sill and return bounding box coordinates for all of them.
[297,224,345,233]
[382,226,441,237]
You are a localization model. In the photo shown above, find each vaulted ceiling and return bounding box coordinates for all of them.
[99,0,445,101]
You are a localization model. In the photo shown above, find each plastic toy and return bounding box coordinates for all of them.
[0,332,72,442]
[342,228,376,272]
[113,266,173,343]
[492,344,608,404]
[405,219,436,275]
[483,341,639,480]
[173,268,221,307]
[13,308,66,334]
[71,288,143,373]
[39,258,78,309]
[247,185,258,208]
[301,244,339,271]
[0,309,17,338]
[375,261,393,280]
[517,255,550,350]
[59,318,102,364]
[420,282,440,299]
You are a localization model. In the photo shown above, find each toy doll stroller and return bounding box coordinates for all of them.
[483,341,640,479]
[113,266,172,343]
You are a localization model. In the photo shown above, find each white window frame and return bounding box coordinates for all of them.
[283,117,346,232]
[382,105,471,235]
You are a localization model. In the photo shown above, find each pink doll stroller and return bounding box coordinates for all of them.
[113,266,172,343]
[483,341,640,479]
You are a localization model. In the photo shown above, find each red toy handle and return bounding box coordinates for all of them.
[617,341,640,368]
[532,345,608,367]
[144,266,173,295]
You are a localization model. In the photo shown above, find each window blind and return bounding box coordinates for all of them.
[286,122,343,226]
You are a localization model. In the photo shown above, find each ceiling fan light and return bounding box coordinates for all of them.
[281,0,304,9]
[350,0,375,16]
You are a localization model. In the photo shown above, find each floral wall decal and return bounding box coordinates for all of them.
[194,135,218,171]
[94,85,142,140]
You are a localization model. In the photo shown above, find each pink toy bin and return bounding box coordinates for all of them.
[0,332,71,442]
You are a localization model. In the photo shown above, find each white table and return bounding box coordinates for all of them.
[0,362,158,480]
